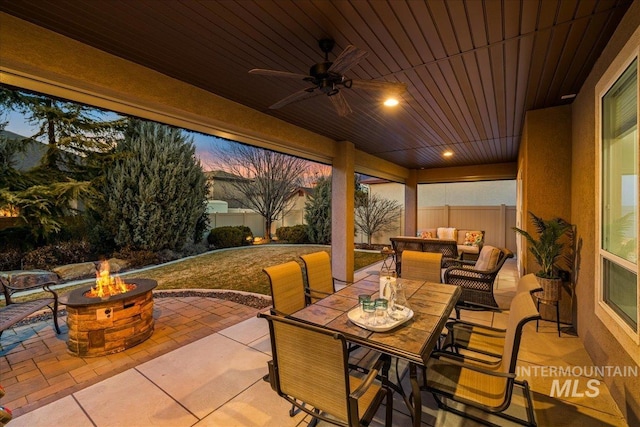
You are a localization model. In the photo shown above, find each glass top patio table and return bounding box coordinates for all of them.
[290,277,461,427]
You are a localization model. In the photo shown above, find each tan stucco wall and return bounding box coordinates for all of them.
[518,104,573,323]
[571,0,640,422]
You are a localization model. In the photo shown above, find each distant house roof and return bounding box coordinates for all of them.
[287,187,313,200]
[204,170,251,182]
[1,130,48,171]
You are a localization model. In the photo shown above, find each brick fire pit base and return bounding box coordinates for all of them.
[64,279,157,357]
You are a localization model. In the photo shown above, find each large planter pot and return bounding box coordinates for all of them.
[535,277,562,303]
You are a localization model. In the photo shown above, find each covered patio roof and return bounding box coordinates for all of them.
[0,0,632,171]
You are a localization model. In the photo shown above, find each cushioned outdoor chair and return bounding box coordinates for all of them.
[263,261,308,316]
[259,312,393,427]
[400,250,442,283]
[442,274,543,361]
[424,291,540,426]
[443,245,514,318]
[300,251,350,303]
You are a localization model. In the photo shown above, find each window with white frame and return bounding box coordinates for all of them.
[600,57,638,334]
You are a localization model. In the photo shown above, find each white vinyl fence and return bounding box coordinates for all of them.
[209,205,516,252]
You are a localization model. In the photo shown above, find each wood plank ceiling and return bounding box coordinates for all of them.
[0,0,632,171]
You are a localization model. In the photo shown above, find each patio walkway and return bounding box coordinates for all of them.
[0,260,629,426]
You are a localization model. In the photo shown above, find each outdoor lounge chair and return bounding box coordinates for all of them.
[424,291,541,426]
[258,312,393,427]
[263,261,307,316]
[300,251,350,303]
[399,250,443,283]
[443,245,514,318]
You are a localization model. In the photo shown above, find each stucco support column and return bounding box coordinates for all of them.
[332,141,355,283]
[404,169,418,236]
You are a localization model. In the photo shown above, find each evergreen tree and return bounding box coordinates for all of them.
[304,175,331,244]
[0,122,92,244]
[96,119,207,252]
[0,87,123,244]
[0,87,125,177]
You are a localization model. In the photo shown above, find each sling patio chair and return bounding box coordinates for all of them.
[399,250,443,283]
[300,251,351,303]
[258,312,393,427]
[263,261,308,317]
[423,291,541,426]
[442,273,543,362]
[443,245,514,318]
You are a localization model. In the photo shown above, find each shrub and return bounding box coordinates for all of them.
[0,248,23,271]
[236,226,254,245]
[156,249,181,264]
[21,240,94,270]
[276,225,309,244]
[180,242,210,257]
[207,226,253,249]
[112,246,159,268]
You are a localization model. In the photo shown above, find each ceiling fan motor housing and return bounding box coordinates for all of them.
[310,62,343,94]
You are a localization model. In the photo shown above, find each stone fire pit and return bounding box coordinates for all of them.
[64,278,157,357]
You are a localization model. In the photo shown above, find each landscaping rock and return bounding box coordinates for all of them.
[107,258,129,273]
[52,262,97,281]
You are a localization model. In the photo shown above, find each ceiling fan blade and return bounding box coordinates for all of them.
[249,68,310,80]
[329,91,353,117]
[328,45,368,75]
[351,79,408,94]
[269,88,321,109]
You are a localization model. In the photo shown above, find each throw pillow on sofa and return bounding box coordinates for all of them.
[437,227,457,241]
[464,231,483,246]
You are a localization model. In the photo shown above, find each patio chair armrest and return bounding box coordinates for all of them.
[430,351,515,378]
[350,358,384,400]
[457,300,504,312]
[332,277,353,286]
[446,319,507,336]
[267,360,279,392]
[269,307,296,317]
[305,288,333,299]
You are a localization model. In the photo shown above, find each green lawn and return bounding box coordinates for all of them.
[14,245,383,303]
[119,245,382,296]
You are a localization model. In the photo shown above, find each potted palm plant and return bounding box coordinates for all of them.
[513,212,572,302]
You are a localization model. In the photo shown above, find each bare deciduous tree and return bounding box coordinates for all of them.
[355,193,401,245]
[217,144,307,240]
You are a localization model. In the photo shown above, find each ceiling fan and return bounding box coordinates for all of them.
[249,38,407,117]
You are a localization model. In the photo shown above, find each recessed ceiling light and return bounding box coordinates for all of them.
[384,98,399,107]
[561,94,576,100]
[443,151,453,157]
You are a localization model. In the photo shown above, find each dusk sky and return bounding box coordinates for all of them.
[4,108,252,172]
[3,104,331,182]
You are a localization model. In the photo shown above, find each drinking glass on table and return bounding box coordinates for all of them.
[358,294,371,320]
[362,300,376,325]
[374,298,388,325]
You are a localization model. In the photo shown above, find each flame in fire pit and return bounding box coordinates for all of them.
[85,261,135,298]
